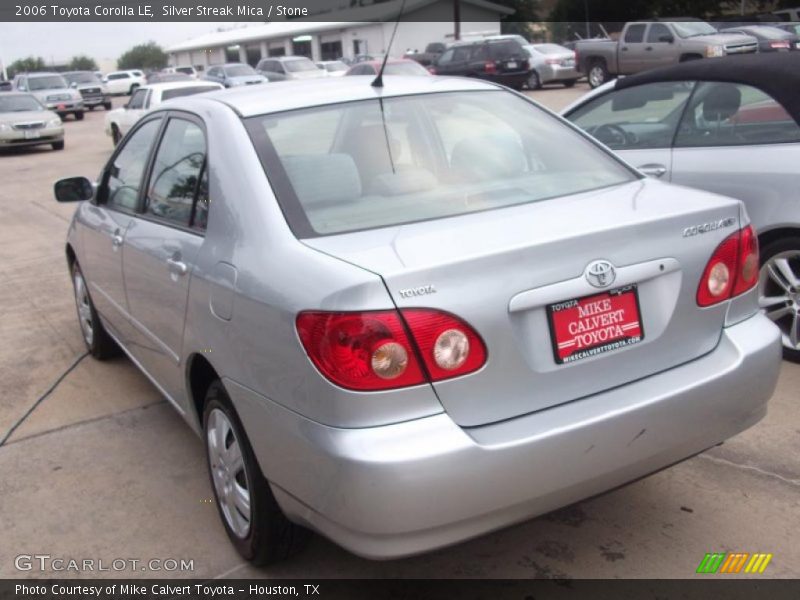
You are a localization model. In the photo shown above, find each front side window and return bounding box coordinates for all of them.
[647,23,673,43]
[128,89,148,110]
[624,24,646,43]
[675,82,800,147]
[246,91,636,237]
[103,118,162,212]
[568,81,694,150]
[145,118,206,227]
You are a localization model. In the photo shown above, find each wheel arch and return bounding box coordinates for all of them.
[65,243,77,270]
[758,226,800,257]
[186,352,222,429]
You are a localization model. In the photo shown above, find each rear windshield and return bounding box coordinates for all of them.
[531,44,570,54]
[384,62,430,76]
[28,75,68,90]
[245,91,636,237]
[284,58,318,73]
[161,85,220,101]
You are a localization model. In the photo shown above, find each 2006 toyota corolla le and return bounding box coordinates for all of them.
[54,75,781,564]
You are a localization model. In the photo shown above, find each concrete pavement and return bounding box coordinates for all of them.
[0,86,797,579]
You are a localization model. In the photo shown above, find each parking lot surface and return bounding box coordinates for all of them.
[1,84,798,579]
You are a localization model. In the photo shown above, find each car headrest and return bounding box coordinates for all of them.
[280,154,362,207]
[367,167,438,196]
[450,133,526,182]
[703,84,742,122]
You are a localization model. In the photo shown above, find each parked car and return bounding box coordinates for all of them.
[162,65,198,78]
[718,25,799,51]
[344,59,431,76]
[576,20,758,88]
[62,71,112,111]
[147,72,192,84]
[104,80,223,145]
[430,38,530,89]
[563,52,800,360]
[54,75,780,564]
[103,70,147,95]
[0,92,63,151]
[523,43,579,89]
[256,56,327,81]
[315,60,349,76]
[13,72,84,120]
[204,63,267,88]
[404,42,447,66]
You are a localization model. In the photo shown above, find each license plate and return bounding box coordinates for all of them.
[24,130,40,139]
[507,61,518,69]
[57,104,66,110]
[547,285,644,364]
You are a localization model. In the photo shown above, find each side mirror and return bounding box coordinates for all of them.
[659,34,674,43]
[54,177,94,202]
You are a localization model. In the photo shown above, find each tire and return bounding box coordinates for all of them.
[104,102,112,110]
[111,125,121,147]
[527,70,541,90]
[75,111,84,121]
[52,140,64,151]
[71,263,119,359]
[587,60,609,89]
[759,237,800,363]
[563,79,577,88]
[203,381,310,565]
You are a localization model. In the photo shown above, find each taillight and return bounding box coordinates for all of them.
[427,65,437,75]
[696,225,759,307]
[296,309,486,391]
[484,61,497,74]
[770,41,790,49]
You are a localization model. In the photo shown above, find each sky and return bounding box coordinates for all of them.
[0,22,252,69]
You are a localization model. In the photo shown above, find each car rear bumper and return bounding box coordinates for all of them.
[228,313,780,560]
[539,64,580,83]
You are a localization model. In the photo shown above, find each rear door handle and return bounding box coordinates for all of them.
[166,257,188,276]
[638,164,668,178]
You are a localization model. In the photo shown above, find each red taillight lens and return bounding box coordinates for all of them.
[770,41,790,49]
[696,225,759,307]
[484,60,497,74]
[296,309,486,391]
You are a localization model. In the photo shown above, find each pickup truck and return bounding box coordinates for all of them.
[576,20,758,88]
[404,42,447,67]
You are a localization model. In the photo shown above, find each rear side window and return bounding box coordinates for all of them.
[675,82,800,147]
[145,118,207,228]
[246,91,636,237]
[625,24,646,43]
[104,119,162,212]
[108,73,129,80]
[568,81,694,150]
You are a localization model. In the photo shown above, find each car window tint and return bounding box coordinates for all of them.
[489,41,520,59]
[625,24,646,43]
[453,47,471,61]
[647,23,672,43]
[128,89,147,110]
[105,119,162,212]
[471,44,488,60]
[145,119,206,227]
[675,82,800,147]
[568,81,694,150]
[109,73,129,80]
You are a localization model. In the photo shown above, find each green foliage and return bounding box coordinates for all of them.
[117,42,168,71]
[69,55,98,71]
[8,56,46,77]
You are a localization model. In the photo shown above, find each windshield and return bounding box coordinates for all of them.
[64,72,99,84]
[0,95,43,112]
[671,21,718,37]
[27,75,68,91]
[245,91,635,237]
[225,65,257,77]
[284,58,318,73]
[323,62,347,72]
[384,62,430,76]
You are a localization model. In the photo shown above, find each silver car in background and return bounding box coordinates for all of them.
[524,43,580,89]
[0,92,63,151]
[13,72,84,120]
[563,52,800,361]
[54,75,780,564]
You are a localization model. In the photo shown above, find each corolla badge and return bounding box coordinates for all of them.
[585,260,616,288]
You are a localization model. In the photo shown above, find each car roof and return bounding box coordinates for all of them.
[615,52,800,126]
[180,75,501,118]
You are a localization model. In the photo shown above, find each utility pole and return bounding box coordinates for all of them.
[454,0,461,41]
[584,0,590,38]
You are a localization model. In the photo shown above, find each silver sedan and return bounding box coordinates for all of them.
[53,75,781,564]
[524,43,580,89]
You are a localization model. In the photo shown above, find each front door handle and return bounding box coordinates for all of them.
[166,257,188,276]
[638,164,668,178]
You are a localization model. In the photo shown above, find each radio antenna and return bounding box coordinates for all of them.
[371,0,408,88]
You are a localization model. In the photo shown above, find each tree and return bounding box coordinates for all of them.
[69,55,98,71]
[8,56,45,77]
[496,0,540,39]
[117,42,168,71]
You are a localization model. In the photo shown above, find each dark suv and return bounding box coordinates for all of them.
[430,39,530,89]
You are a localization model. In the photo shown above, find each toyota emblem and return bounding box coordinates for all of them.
[585,260,616,288]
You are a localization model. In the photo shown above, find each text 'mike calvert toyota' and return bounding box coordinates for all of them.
[53,72,781,564]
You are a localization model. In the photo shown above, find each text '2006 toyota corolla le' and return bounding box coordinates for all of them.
[54,75,781,564]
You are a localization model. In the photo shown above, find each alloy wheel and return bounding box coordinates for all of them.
[759,250,800,351]
[73,269,94,346]
[207,408,252,539]
[589,66,605,88]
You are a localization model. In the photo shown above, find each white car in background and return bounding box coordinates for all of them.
[104,80,223,145]
[103,70,147,95]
